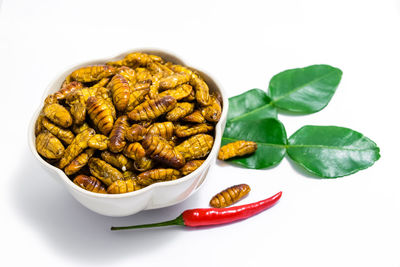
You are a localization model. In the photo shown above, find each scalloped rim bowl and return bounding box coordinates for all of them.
[28,48,228,217]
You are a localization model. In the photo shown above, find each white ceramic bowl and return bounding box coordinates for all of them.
[28,49,228,217]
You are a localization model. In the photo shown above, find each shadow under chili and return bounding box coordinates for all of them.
[10,149,202,265]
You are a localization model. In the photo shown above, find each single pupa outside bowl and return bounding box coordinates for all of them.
[28,48,228,217]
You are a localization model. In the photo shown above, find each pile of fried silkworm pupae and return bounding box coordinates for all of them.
[35,52,222,194]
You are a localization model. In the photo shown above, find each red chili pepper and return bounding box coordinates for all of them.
[111,191,282,230]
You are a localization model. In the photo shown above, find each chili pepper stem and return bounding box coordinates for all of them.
[111,215,185,231]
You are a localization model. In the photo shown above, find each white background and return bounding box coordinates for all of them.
[1,0,399,266]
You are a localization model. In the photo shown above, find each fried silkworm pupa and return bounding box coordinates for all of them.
[148,72,163,99]
[73,175,107,194]
[58,128,95,169]
[146,61,164,75]
[55,81,83,100]
[91,77,110,89]
[70,102,87,125]
[88,158,124,186]
[159,73,191,90]
[69,65,116,83]
[86,96,114,135]
[181,87,196,102]
[133,78,152,91]
[158,84,193,101]
[126,81,151,112]
[66,92,87,125]
[182,110,206,124]
[139,120,153,128]
[66,87,98,125]
[209,184,251,208]
[108,115,129,153]
[43,103,73,128]
[66,86,98,104]
[201,95,222,122]
[107,179,142,194]
[134,156,154,172]
[180,160,205,176]
[107,74,130,111]
[147,122,174,140]
[175,123,214,138]
[72,122,90,134]
[64,148,95,175]
[36,131,65,159]
[35,115,45,136]
[44,94,59,105]
[41,117,75,145]
[166,102,195,121]
[126,124,148,142]
[218,140,258,160]
[128,95,177,121]
[88,134,109,150]
[117,66,136,87]
[96,87,116,119]
[190,74,211,106]
[147,61,174,76]
[107,52,162,68]
[167,63,197,81]
[175,134,214,161]
[168,136,179,147]
[123,142,146,161]
[101,151,133,172]
[135,68,152,82]
[123,171,137,180]
[142,134,185,169]
[137,168,181,186]
[167,63,194,75]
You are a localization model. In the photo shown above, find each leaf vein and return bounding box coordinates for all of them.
[287,144,378,152]
[270,70,337,104]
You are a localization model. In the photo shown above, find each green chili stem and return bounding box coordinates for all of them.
[110,215,184,231]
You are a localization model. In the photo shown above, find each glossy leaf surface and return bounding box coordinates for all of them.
[221,118,287,169]
[287,126,380,178]
[227,89,277,122]
[268,65,342,113]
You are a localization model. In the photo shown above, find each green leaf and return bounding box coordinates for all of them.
[268,64,342,113]
[222,118,287,169]
[227,88,277,122]
[287,126,380,178]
